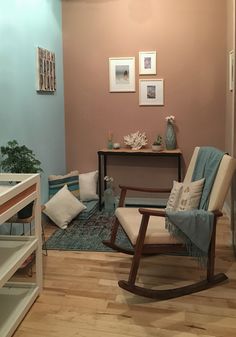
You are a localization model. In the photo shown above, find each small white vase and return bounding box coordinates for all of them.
[113,143,120,149]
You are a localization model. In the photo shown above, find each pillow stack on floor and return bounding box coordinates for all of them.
[43,170,99,229]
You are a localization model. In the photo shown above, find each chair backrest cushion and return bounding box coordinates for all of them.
[208,154,236,211]
[183,147,200,185]
[184,147,236,211]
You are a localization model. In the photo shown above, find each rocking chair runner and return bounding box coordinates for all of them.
[103,147,236,300]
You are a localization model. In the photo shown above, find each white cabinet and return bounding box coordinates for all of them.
[0,173,43,337]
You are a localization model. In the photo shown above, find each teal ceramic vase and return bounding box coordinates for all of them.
[165,121,176,150]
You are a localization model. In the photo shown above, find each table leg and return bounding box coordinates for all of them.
[104,155,107,187]
[98,154,108,210]
[98,153,102,210]
[177,155,181,181]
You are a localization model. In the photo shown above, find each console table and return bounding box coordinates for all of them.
[97,148,182,210]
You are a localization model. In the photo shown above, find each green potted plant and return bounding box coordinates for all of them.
[0,139,43,218]
[152,135,163,152]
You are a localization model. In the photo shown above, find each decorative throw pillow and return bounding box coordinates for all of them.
[43,184,86,229]
[79,170,99,202]
[177,178,205,211]
[166,180,183,210]
[48,170,79,198]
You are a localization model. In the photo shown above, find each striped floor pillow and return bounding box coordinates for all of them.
[48,170,79,198]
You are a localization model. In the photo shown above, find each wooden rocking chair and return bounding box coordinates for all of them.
[103,147,236,300]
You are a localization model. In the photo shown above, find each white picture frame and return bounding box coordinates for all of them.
[229,50,234,92]
[109,57,135,92]
[139,51,156,75]
[139,79,164,106]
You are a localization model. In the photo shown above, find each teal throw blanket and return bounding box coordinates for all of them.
[192,146,224,210]
[166,147,224,265]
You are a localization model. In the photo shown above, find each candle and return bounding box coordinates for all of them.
[108,131,113,141]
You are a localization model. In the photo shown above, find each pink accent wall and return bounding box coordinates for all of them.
[62,0,227,191]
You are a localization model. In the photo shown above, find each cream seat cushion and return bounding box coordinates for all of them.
[115,207,182,246]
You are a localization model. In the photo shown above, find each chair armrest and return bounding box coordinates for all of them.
[137,209,223,219]
[139,208,166,217]
[212,210,223,218]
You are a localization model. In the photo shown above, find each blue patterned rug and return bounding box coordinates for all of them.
[45,211,133,252]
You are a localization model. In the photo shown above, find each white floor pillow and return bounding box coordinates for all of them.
[79,170,99,202]
[43,184,86,229]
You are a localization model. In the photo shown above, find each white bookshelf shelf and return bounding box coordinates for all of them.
[0,236,38,288]
[0,283,39,337]
[0,173,42,337]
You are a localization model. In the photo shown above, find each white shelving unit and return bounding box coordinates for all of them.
[0,173,43,337]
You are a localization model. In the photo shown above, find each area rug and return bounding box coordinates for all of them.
[45,211,133,252]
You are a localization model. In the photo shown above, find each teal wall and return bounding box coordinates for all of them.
[0,0,66,204]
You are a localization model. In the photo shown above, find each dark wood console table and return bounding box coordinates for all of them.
[97,148,182,210]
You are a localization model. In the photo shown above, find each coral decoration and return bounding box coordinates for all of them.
[124,131,148,150]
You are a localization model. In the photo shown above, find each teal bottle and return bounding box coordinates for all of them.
[104,182,115,214]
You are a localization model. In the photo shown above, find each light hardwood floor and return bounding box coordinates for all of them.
[14,215,236,337]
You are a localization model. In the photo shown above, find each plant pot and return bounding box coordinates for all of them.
[152,144,162,152]
[18,202,34,219]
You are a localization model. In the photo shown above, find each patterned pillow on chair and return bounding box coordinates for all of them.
[166,178,205,211]
[177,178,205,211]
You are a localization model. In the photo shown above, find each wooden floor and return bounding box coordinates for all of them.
[14,214,236,337]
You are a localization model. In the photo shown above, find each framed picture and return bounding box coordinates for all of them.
[139,51,156,75]
[229,50,234,92]
[109,57,135,92]
[36,47,56,92]
[139,79,164,106]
